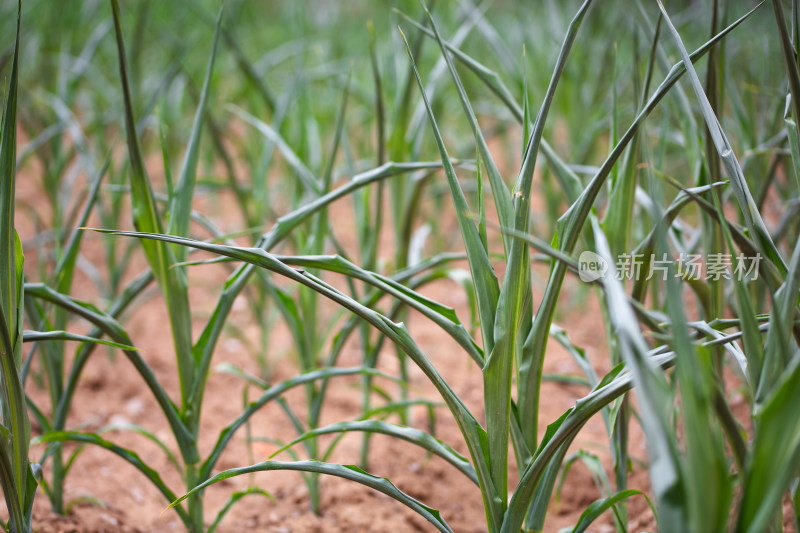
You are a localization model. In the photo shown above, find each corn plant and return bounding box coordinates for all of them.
[0,1,128,527]
[0,4,37,531]
[34,1,222,529]
[8,1,800,532]
[114,1,798,532]
[32,2,467,530]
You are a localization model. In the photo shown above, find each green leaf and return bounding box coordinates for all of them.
[111,0,194,408]
[657,0,784,278]
[229,105,320,196]
[201,366,406,479]
[0,0,20,343]
[592,218,686,530]
[53,160,109,299]
[191,161,444,395]
[773,0,800,158]
[738,356,800,533]
[85,229,493,533]
[0,6,33,528]
[24,282,196,465]
[421,5,514,255]
[497,5,592,513]
[399,23,500,358]
[21,330,138,351]
[571,489,653,533]
[737,233,800,533]
[661,224,730,529]
[269,420,477,485]
[167,6,223,259]
[170,460,454,533]
[403,12,507,521]
[274,254,482,364]
[98,422,183,476]
[35,431,189,526]
[207,487,274,533]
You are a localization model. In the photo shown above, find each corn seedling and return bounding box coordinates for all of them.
[4,1,800,532]
[0,4,37,531]
[33,2,464,530]
[132,2,800,532]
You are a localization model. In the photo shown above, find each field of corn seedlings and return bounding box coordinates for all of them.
[1,0,799,531]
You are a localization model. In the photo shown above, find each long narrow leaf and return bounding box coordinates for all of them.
[170,460,453,533]
[110,0,195,407]
[269,419,477,484]
[35,431,189,525]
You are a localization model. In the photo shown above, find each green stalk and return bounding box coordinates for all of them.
[110,0,196,422]
[0,4,36,530]
[186,464,204,532]
[359,19,387,470]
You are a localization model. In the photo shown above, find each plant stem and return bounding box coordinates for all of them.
[186,464,204,533]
